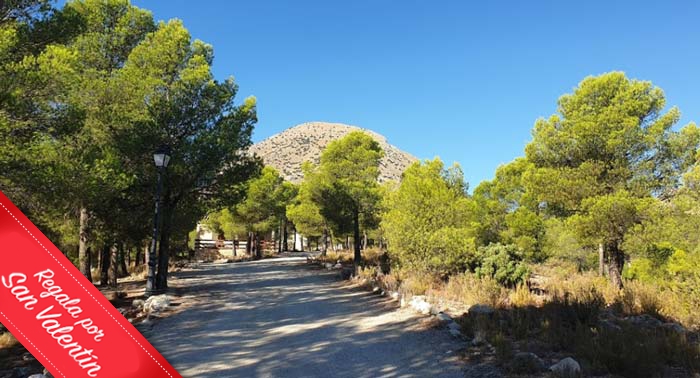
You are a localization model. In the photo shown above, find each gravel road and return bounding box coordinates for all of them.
[145,256,465,378]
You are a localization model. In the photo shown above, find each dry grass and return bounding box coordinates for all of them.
[443,272,508,308]
[508,284,539,307]
[399,270,439,297]
[0,332,18,349]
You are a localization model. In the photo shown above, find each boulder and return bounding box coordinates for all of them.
[626,314,663,329]
[469,304,495,316]
[509,352,545,374]
[144,295,171,314]
[409,296,433,315]
[436,313,452,322]
[661,322,687,335]
[550,357,581,378]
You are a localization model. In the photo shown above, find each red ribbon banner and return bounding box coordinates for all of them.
[0,190,182,378]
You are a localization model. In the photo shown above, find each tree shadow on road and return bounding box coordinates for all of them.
[144,259,464,378]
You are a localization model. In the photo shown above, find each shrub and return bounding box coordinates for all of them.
[475,243,530,286]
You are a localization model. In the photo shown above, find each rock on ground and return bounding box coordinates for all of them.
[550,357,581,378]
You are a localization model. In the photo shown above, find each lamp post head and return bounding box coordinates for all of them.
[153,145,171,168]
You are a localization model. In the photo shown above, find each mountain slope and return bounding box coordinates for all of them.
[249,122,417,183]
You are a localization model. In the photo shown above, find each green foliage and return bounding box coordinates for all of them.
[297,131,384,264]
[623,258,655,281]
[522,72,700,286]
[0,0,258,288]
[286,163,325,237]
[475,243,530,286]
[382,158,477,274]
[571,190,653,247]
[236,166,296,234]
[542,217,593,270]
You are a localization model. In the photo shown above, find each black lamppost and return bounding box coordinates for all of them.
[146,145,171,297]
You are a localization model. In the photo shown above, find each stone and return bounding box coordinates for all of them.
[599,319,622,333]
[436,313,452,322]
[472,331,487,346]
[132,299,145,309]
[550,357,581,378]
[12,367,29,378]
[509,352,545,374]
[661,322,687,335]
[463,363,504,378]
[390,292,400,300]
[144,295,171,314]
[447,321,461,332]
[409,296,433,315]
[626,314,663,329]
[333,263,342,269]
[449,327,463,338]
[469,304,495,316]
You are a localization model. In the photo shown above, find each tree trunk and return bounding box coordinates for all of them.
[283,220,288,251]
[330,229,337,252]
[126,245,132,269]
[278,221,283,253]
[246,232,252,256]
[598,243,605,277]
[155,206,172,291]
[100,244,110,286]
[78,207,92,281]
[109,243,118,287]
[118,244,128,278]
[353,208,361,274]
[605,242,624,289]
[87,246,93,276]
[322,228,328,257]
[293,229,297,252]
[363,231,368,250]
[255,233,262,260]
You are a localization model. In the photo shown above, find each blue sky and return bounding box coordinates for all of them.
[129,1,700,188]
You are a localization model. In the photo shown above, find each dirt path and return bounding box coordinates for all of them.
[144,256,465,378]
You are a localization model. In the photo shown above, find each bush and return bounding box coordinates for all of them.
[475,243,530,286]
